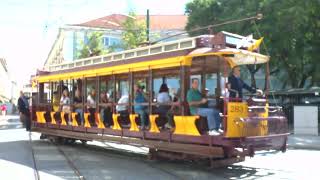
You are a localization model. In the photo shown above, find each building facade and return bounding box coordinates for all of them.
[0,58,17,103]
[44,14,188,69]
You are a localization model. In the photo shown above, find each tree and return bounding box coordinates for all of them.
[121,12,147,50]
[185,0,320,89]
[77,31,107,59]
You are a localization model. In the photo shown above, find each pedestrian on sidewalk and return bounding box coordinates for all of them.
[18,91,30,131]
[1,104,7,117]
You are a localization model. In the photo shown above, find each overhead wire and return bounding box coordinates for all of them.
[151,14,262,44]
[252,21,279,108]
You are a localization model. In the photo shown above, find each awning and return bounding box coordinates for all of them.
[219,48,270,67]
[187,47,270,67]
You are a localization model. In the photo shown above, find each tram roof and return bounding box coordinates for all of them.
[36,32,269,83]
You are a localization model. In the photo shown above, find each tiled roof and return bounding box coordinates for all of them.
[73,14,187,31]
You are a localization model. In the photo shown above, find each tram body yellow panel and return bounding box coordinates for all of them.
[149,114,160,133]
[173,116,200,136]
[258,103,269,136]
[226,102,248,137]
[226,102,269,137]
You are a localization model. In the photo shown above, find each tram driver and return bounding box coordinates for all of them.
[228,66,263,99]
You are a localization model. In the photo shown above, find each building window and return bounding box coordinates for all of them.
[109,37,120,46]
[103,37,109,46]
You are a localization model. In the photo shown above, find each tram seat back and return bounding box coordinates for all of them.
[195,117,209,134]
[183,101,207,134]
[118,111,130,128]
[44,111,51,123]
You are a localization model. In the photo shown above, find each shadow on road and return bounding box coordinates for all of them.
[215,165,275,179]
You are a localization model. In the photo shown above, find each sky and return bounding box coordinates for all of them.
[0,0,191,88]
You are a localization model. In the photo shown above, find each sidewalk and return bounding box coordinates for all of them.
[288,134,320,150]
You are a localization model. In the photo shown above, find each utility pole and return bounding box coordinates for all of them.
[146,9,150,42]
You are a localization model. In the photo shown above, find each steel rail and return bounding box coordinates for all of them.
[28,132,40,180]
[53,143,85,180]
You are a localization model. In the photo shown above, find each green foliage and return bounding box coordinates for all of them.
[121,12,147,50]
[77,31,107,59]
[186,0,320,89]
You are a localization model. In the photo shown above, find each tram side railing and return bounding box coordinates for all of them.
[48,37,197,72]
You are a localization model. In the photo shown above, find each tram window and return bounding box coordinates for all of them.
[62,79,73,96]
[154,76,180,102]
[205,74,217,96]
[40,82,51,103]
[239,65,266,89]
[106,79,114,101]
[99,77,107,94]
[118,80,129,101]
[86,78,97,103]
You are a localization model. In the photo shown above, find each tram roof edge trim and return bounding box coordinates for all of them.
[36,56,192,82]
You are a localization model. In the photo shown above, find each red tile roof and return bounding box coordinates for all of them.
[74,14,187,31]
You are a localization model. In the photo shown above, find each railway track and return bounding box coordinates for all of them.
[28,132,85,180]
[29,132,40,180]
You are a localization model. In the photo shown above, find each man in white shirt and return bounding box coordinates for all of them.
[87,89,96,109]
[116,94,129,113]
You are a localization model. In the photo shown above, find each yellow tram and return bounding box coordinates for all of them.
[31,31,289,167]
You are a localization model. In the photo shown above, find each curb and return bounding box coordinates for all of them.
[288,144,320,151]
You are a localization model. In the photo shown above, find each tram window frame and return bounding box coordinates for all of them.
[85,77,97,99]
[114,73,130,113]
[98,76,113,113]
[85,77,98,112]
[152,67,182,115]
[39,82,51,104]
[153,67,181,102]
[62,79,73,98]
[132,70,149,114]
[205,73,218,97]
[71,78,84,113]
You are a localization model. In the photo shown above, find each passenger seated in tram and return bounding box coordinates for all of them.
[60,89,71,123]
[74,89,84,125]
[228,66,262,99]
[156,83,174,129]
[116,93,129,115]
[187,78,222,136]
[100,91,112,127]
[87,88,96,126]
[134,83,148,130]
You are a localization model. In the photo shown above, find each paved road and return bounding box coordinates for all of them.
[1,115,320,180]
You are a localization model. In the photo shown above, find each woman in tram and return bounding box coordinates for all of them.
[74,89,84,125]
[156,83,174,129]
[60,89,71,123]
[100,91,112,127]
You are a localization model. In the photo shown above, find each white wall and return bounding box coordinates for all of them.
[294,106,319,135]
